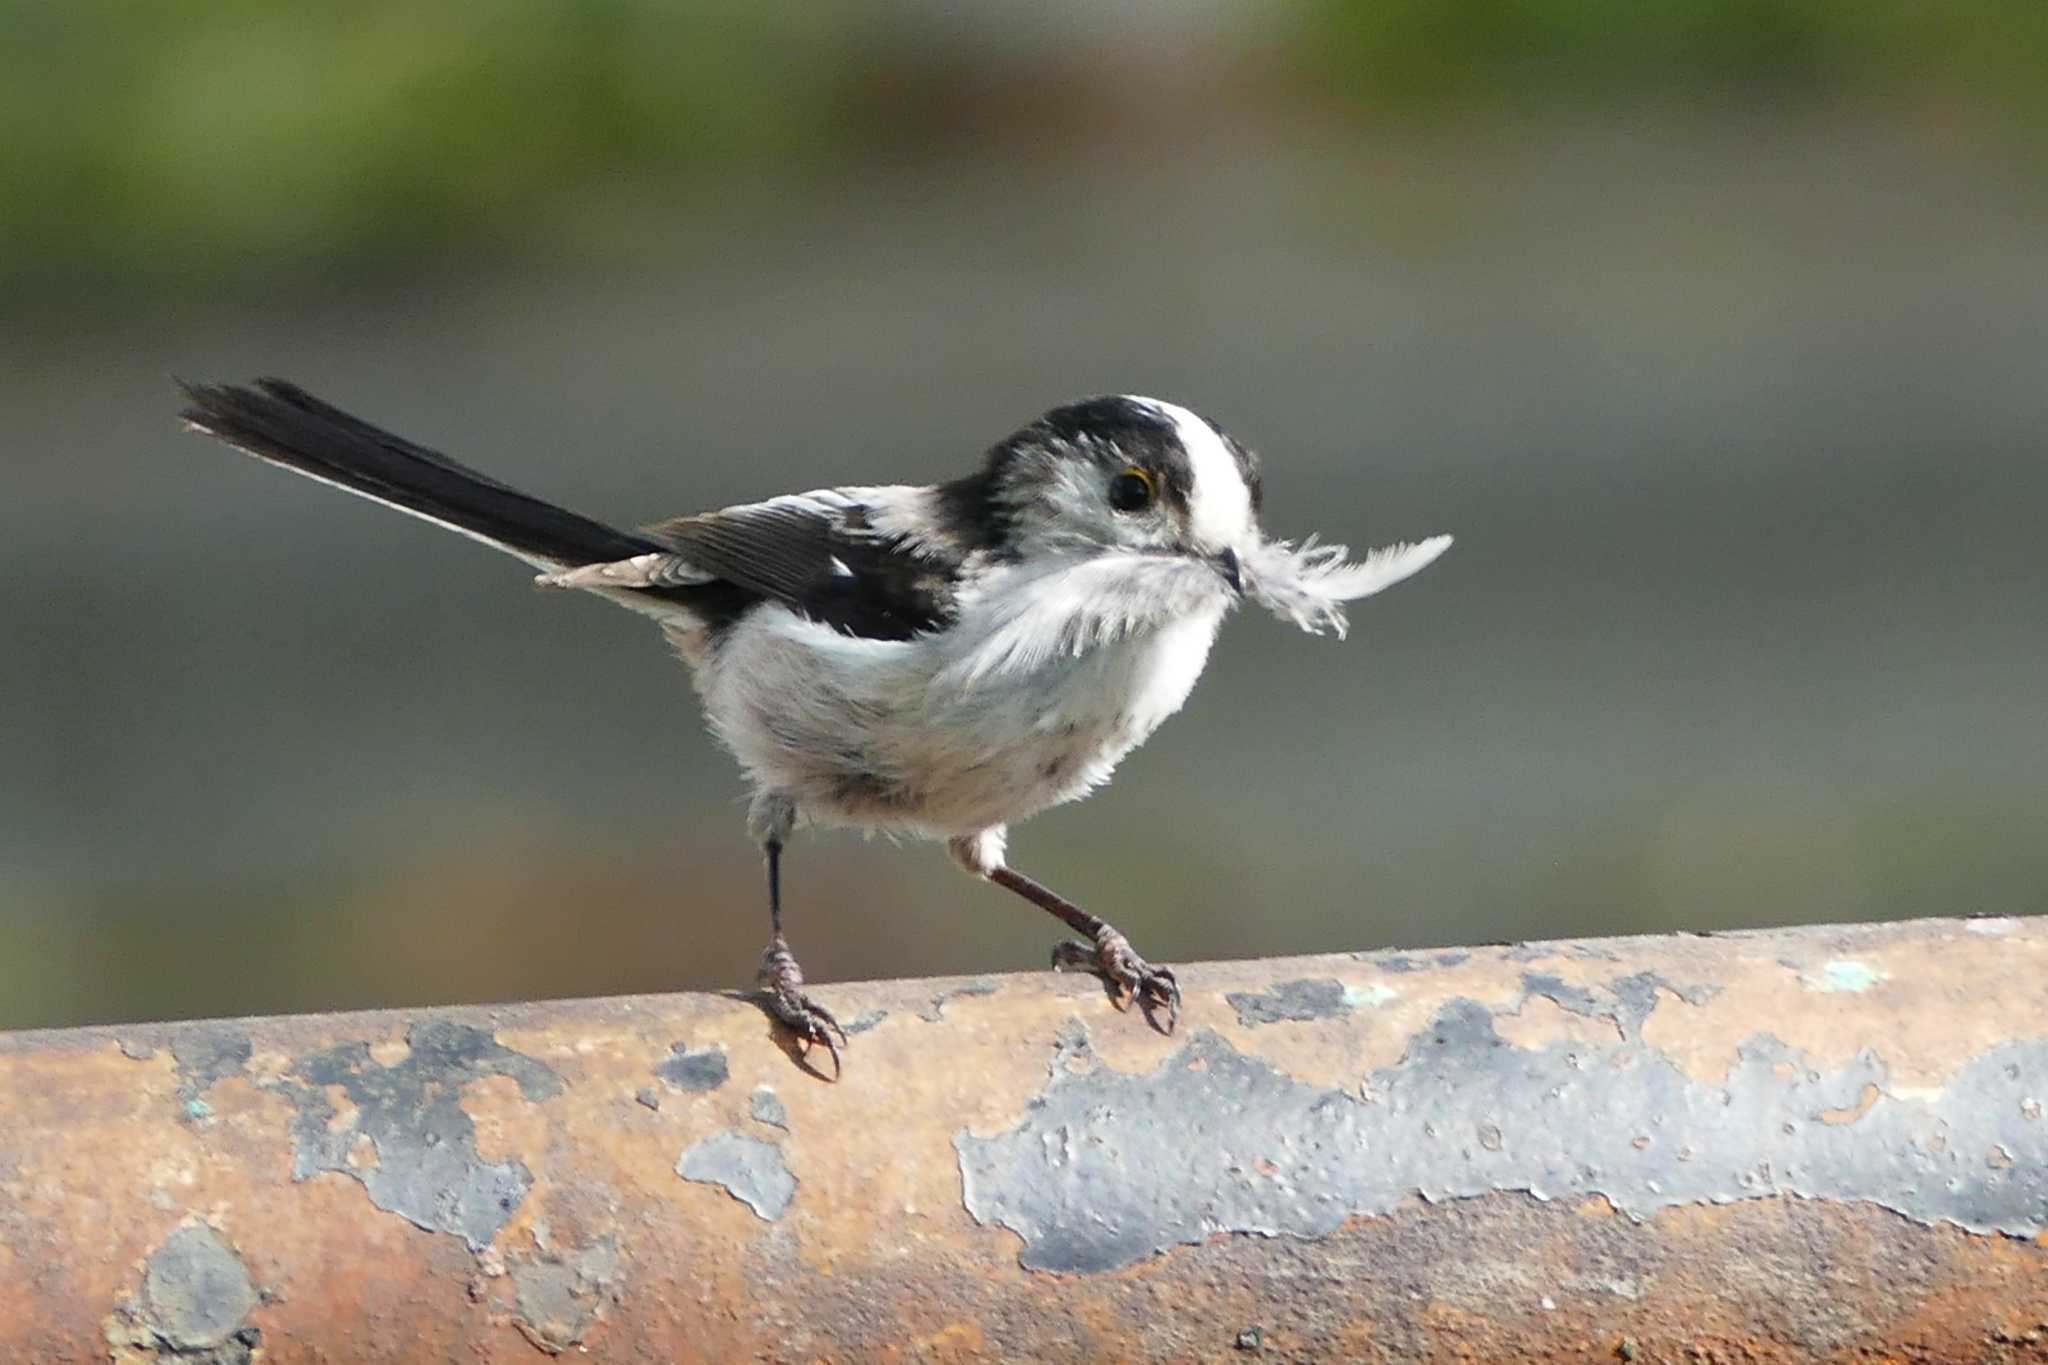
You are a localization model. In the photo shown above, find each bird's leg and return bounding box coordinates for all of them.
[951,830,1180,1034]
[754,821,846,1076]
[998,866,1182,1033]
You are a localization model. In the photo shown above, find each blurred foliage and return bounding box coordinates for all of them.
[0,2,853,299]
[4,0,2047,302]
[1302,0,2048,113]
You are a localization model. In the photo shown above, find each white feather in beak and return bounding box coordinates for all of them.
[1241,533,1453,637]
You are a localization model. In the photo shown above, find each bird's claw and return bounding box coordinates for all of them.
[758,935,848,1078]
[773,990,846,1077]
[1052,927,1181,1034]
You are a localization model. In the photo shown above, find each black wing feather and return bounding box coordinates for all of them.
[646,499,963,642]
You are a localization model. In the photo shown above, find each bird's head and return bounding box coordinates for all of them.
[980,395,1260,592]
[970,393,1451,634]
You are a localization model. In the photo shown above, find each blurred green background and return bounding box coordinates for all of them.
[4,3,2045,1030]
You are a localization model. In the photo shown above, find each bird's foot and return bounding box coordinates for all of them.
[1052,925,1181,1034]
[757,935,847,1077]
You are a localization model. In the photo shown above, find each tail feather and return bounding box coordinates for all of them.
[178,378,661,569]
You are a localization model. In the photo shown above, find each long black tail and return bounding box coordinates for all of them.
[178,378,662,569]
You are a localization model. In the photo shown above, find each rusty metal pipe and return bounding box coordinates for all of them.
[5,915,2048,1361]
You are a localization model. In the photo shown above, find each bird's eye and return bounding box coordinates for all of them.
[1108,467,1155,513]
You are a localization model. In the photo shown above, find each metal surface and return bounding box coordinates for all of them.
[4,916,2048,1361]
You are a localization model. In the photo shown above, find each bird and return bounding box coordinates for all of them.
[178,379,1450,1072]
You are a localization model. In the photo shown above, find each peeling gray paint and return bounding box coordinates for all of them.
[134,1223,260,1360]
[510,1237,617,1354]
[1607,970,1718,1029]
[749,1087,789,1131]
[956,1006,2048,1273]
[277,1019,562,1251]
[678,1130,796,1220]
[1367,951,1468,974]
[842,1008,888,1035]
[1516,971,1609,1021]
[1048,1017,1093,1078]
[1226,978,1350,1026]
[1520,970,1717,1038]
[918,979,999,1023]
[171,1029,251,1107]
[1506,940,1621,964]
[655,1042,729,1092]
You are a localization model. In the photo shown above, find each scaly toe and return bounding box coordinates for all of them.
[1050,938,1096,973]
[1051,927,1180,1033]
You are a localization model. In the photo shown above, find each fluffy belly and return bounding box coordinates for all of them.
[702,604,1225,837]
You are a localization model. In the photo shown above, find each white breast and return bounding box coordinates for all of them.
[693,560,1230,838]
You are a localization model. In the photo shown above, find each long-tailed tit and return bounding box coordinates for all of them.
[179,380,1450,1071]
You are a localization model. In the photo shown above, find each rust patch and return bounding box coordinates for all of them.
[1817,1082,1883,1126]
[465,1072,555,1172]
[1642,925,2048,1090]
[9,920,2048,1359]
[1494,992,1625,1052]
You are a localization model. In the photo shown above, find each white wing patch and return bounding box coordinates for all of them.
[536,552,714,590]
[1243,533,1453,637]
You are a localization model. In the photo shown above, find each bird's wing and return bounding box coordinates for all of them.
[546,487,968,641]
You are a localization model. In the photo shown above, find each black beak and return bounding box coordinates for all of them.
[1211,547,1244,595]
